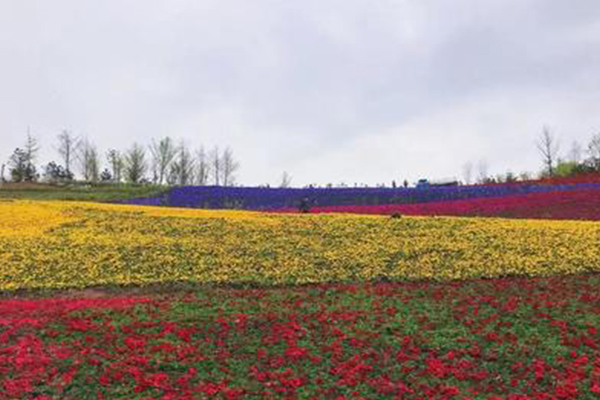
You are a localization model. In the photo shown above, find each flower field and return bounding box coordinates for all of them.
[291,189,600,221]
[1,275,600,399]
[122,182,600,210]
[1,200,600,290]
[2,198,600,398]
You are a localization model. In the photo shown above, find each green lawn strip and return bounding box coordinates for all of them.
[0,183,167,202]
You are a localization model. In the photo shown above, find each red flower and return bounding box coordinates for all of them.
[284,346,309,360]
[444,385,460,396]
[147,373,169,388]
[426,358,447,378]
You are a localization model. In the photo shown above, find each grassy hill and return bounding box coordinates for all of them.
[0,182,167,202]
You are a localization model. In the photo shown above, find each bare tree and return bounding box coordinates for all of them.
[504,171,517,183]
[280,171,292,188]
[168,142,195,185]
[57,130,80,177]
[462,161,473,185]
[195,146,211,185]
[79,139,100,182]
[149,137,176,185]
[24,130,39,174]
[588,133,600,170]
[476,159,489,184]
[124,143,148,184]
[221,146,240,187]
[536,126,560,176]
[519,171,532,182]
[568,140,583,164]
[0,164,5,184]
[494,173,506,184]
[209,146,221,186]
[107,149,124,183]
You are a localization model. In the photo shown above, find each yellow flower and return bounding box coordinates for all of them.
[0,200,598,290]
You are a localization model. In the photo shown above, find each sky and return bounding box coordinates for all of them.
[1,0,599,186]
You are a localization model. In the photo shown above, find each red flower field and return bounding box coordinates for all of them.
[1,275,599,399]
[291,188,600,220]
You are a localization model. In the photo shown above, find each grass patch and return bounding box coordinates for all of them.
[0,182,167,202]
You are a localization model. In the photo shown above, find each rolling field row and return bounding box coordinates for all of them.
[1,200,600,290]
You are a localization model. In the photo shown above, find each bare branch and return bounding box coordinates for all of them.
[536,126,560,176]
[149,137,176,185]
[221,147,239,187]
[280,171,292,188]
[57,130,80,177]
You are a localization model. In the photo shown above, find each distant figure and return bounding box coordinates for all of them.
[392,180,397,188]
[299,197,311,213]
[403,179,409,188]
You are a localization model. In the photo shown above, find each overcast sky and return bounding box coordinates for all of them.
[1,0,599,186]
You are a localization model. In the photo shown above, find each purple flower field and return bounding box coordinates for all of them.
[122,182,600,210]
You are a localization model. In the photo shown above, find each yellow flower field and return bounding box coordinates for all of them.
[0,200,599,290]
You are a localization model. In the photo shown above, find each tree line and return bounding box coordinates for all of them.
[3,126,599,188]
[534,127,600,178]
[461,128,600,185]
[2,131,240,186]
